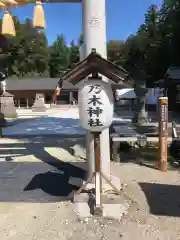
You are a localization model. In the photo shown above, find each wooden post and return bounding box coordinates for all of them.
[94,132,102,215]
[158,97,168,172]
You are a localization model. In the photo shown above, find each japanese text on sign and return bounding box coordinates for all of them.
[87,84,103,127]
[78,79,114,132]
[88,17,100,28]
[158,97,168,171]
[161,104,168,122]
[161,137,166,162]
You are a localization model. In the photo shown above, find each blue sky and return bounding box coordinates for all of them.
[1,0,162,45]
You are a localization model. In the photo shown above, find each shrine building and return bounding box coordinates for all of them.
[5,76,129,108]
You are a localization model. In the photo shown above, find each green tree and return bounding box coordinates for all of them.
[1,17,49,77]
[78,33,84,46]
[68,40,79,69]
[107,40,125,66]
[48,34,69,78]
[122,5,162,123]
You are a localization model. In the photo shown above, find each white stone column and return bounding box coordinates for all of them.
[79,44,85,62]
[69,91,73,104]
[79,44,95,180]
[18,99,20,108]
[26,99,29,108]
[82,0,111,179]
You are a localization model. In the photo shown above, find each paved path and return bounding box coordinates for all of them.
[3,108,135,137]
[0,108,180,239]
[3,108,85,137]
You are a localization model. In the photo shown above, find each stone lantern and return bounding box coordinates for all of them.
[132,70,148,125]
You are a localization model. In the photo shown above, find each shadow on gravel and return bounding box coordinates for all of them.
[139,182,180,217]
[0,136,86,202]
[24,138,86,200]
[24,164,86,200]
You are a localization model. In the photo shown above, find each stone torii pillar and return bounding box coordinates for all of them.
[82,0,111,179]
[54,0,111,180]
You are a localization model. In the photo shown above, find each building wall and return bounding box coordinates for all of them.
[115,88,158,104]
[8,89,78,107]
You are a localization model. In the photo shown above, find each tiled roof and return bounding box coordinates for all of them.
[5,77,131,91]
[6,77,76,91]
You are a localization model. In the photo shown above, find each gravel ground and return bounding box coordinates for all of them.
[1,107,180,240]
[0,136,180,240]
[0,137,124,240]
[111,162,180,240]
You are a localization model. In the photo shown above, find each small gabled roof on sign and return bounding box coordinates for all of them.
[60,49,129,85]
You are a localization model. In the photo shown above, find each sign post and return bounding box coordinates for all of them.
[94,132,102,212]
[158,97,168,172]
[76,77,121,215]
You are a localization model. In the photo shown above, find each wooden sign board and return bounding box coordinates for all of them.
[158,97,168,172]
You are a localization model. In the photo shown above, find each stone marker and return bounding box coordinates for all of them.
[0,91,17,119]
[32,93,46,112]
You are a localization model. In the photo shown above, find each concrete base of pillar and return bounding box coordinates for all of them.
[103,175,122,193]
[73,192,129,220]
[81,174,122,193]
